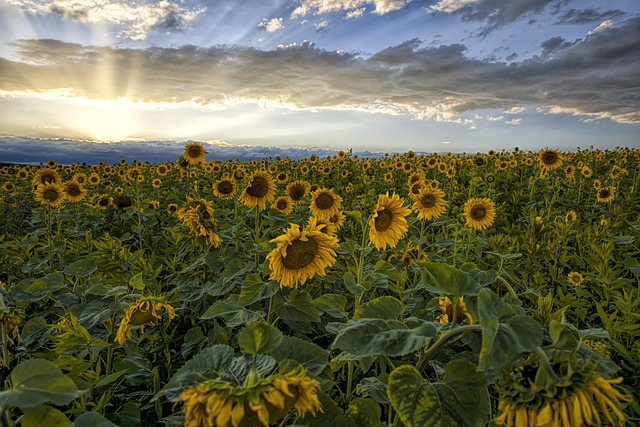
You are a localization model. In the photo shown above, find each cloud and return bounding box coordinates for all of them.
[5,0,206,40]
[258,17,284,32]
[315,20,328,32]
[291,0,407,19]
[431,0,554,34]
[554,8,625,25]
[1,17,639,124]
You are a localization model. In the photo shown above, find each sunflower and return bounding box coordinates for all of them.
[93,194,111,210]
[538,148,563,170]
[327,211,346,230]
[213,177,236,199]
[286,180,311,203]
[311,215,337,236]
[435,296,473,324]
[401,246,428,266]
[178,369,322,427]
[112,195,136,209]
[31,168,61,187]
[272,196,295,215]
[412,187,448,220]
[368,193,412,250]
[309,188,343,218]
[62,181,86,202]
[567,271,584,286]
[115,295,176,344]
[151,178,162,188]
[183,142,206,165]
[177,198,222,247]
[156,164,170,176]
[240,171,276,210]
[581,166,593,178]
[33,182,65,208]
[565,210,577,222]
[596,186,615,203]
[463,197,496,230]
[266,220,339,288]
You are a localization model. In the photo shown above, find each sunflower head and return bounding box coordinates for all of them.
[241,171,276,210]
[272,195,295,215]
[32,168,61,187]
[538,148,563,170]
[368,193,412,250]
[213,177,236,199]
[310,188,342,218]
[63,181,86,202]
[435,296,473,324]
[596,186,615,203]
[286,180,311,203]
[34,182,65,208]
[412,187,448,221]
[112,195,136,209]
[565,210,577,222]
[567,271,584,286]
[463,197,496,230]
[115,296,176,344]
[183,142,206,165]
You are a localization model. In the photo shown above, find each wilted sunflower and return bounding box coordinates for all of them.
[62,181,86,202]
[266,220,339,288]
[567,271,584,286]
[34,182,65,208]
[213,177,236,199]
[272,195,295,215]
[596,186,615,203]
[115,295,176,344]
[177,198,222,247]
[463,197,496,230]
[412,187,448,220]
[240,171,276,210]
[368,193,412,250]
[538,148,563,170]
[286,180,311,203]
[178,369,322,427]
[309,188,343,218]
[112,195,136,209]
[435,296,473,324]
[183,142,206,165]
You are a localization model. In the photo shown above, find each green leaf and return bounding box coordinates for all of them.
[63,257,97,278]
[238,320,283,355]
[162,345,234,401]
[332,319,436,357]
[354,296,404,320]
[477,288,542,370]
[271,336,330,376]
[200,295,241,319]
[485,251,522,260]
[22,405,72,427]
[95,369,128,388]
[418,262,481,296]
[348,397,384,427]
[355,377,389,404]
[0,359,82,408]
[312,294,348,318]
[112,402,141,427]
[128,272,145,290]
[549,320,579,351]
[274,290,321,323]
[374,260,404,282]
[74,412,118,427]
[388,361,489,427]
[238,275,279,306]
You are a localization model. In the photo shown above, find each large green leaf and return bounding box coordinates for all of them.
[274,290,321,323]
[161,344,234,401]
[238,320,283,355]
[312,294,348,318]
[353,296,404,320]
[22,405,72,427]
[348,397,384,427]
[0,359,82,408]
[418,262,481,296]
[63,257,98,278]
[271,335,330,376]
[238,274,279,306]
[477,288,542,370]
[331,319,436,357]
[388,361,489,427]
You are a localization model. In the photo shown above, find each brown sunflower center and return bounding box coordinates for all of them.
[43,188,60,202]
[599,189,610,198]
[289,184,305,201]
[129,307,156,325]
[470,205,486,220]
[315,193,334,210]
[187,146,203,158]
[66,185,81,197]
[282,237,319,270]
[277,199,288,210]
[410,184,421,196]
[375,208,394,232]
[542,152,557,165]
[98,197,110,207]
[41,173,56,184]
[246,177,268,198]
[217,181,233,194]
[420,194,436,208]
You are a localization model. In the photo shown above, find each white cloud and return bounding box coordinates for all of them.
[587,19,615,36]
[346,7,366,18]
[430,0,479,14]
[258,17,285,32]
[5,0,205,40]
[315,20,329,31]
[290,0,407,19]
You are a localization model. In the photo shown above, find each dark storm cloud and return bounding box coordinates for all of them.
[554,8,626,25]
[1,17,639,123]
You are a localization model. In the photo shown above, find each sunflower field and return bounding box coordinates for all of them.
[0,144,638,427]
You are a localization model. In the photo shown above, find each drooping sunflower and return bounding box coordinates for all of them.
[309,188,342,218]
[435,296,473,324]
[538,148,563,170]
[567,271,584,286]
[368,193,412,250]
[213,177,236,199]
[596,186,615,203]
[33,182,65,208]
[183,142,206,165]
[112,195,136,209]
[62,181,86,202]
[286,180,311,203]
[266,220,339,288]
[412,187,448,220]
[115,295,176,344]
[178,368,322,427]
[240,170,276,210]
[177,198,222,247]
[463,197,496,230]
[272,196,295,215]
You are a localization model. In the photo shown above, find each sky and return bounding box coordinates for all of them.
[0,0,638,164]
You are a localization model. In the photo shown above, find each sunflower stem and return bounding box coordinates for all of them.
[346,361,354,403]
[533,346,562,383]
[0,324,9,369]
[254,206,261,271]
[416,324,481,372]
